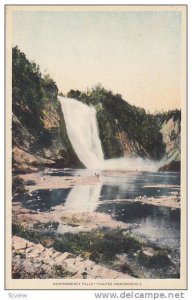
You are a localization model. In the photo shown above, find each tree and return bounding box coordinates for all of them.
[67,89,81,100]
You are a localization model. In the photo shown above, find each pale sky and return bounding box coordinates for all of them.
[13,9,182,112]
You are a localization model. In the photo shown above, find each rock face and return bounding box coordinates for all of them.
[160,117,180,161]
[12,106,83,173]
[13,146,55,173]
[116,131,149,158]
[12,236,132,279]
[95,99,164,160]
[12,47,83,173]
[158,161,180,172]
[97,105,181,162]
[159,116,181,171]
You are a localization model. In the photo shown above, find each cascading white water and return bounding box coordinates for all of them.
[59,96,160,171]
[59,96,104,169]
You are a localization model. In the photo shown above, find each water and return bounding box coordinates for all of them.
[59,96,160,171]
[97,201,180,250]
[13,188,71,212]
[15,170,180,253]
[98,171,180,251]
[99,171,180,200]
[64,184,101,213]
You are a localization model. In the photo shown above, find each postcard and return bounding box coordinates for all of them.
[5,5,187,290]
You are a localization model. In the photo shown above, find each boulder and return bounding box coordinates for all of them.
[142,250,154,258]
[65,263,78,274]
[55,252,75,264]
[13,236,27,250]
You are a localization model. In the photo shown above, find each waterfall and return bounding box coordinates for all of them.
[59,96,160,171]
[59,96,104,169]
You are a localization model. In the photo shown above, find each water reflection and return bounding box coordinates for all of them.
[14,171,180,251]
[13,188,71,212]
[64,184,102,212]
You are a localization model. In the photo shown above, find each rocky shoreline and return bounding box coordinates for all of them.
[12,170,180,279]
[12,236,132,279]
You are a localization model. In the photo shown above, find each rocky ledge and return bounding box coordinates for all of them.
[12,236,133,279]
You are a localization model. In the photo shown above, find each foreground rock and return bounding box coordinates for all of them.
[158,160,180,172]
[12,236,132,279]
[13,147,55,173]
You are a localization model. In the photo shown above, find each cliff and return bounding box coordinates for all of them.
[158,113,181,171]
[12,46,83,173]
[67,87,181,170]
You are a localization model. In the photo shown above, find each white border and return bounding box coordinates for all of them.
[1,0,191,299]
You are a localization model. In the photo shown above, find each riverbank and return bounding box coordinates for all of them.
[12,169,181,279]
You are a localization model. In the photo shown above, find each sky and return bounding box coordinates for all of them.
[12,8,182,113]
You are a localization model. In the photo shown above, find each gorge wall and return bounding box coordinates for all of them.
[67,87,181,170]
[12,48,181,172]
[12,47,83,173]
[159,114,181,171]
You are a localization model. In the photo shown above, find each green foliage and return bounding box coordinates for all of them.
[79,92,90,105]
[33,222,59,231]
[12,46,42,114]
[41,74,58,102]
[12,176,27,195]
[53,229,141,264]
[155,109,181,125]
[12,223,54,243]
[12,46,58,135]
[67,89,81,100]
[25,179,36,186]
[96,105,123,159]
[52,265,74,278]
